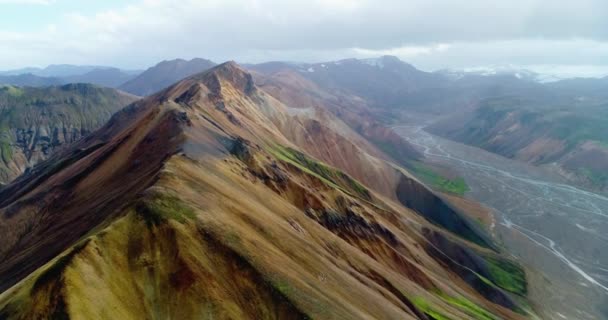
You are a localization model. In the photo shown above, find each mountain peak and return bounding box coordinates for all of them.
[190,61,255,95]
[207,60,242,74]
[378,55,417,70]
[379,55,401,62]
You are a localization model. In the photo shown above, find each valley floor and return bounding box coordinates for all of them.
[393,120,608,320]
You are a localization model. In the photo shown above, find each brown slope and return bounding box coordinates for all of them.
[251,67,422,166]
[0,62,533,319]
[250,67,495,250]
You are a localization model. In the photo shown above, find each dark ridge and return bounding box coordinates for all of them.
[33,239,90,290]
[396,173,494,249]
[0,142,107,209]
[422,228,524,313]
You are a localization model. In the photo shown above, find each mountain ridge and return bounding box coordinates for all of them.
[0,62,532,319]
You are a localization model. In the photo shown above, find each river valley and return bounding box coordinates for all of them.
[394,123,608,320]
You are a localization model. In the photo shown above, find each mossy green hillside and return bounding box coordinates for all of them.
[485,256,527,296]
[0,138,12,164]
[408,162,470,196]
[137,194,197,226]
[440,294,497,320]
[412,297,452,320]
[413,293,500,320]
[271,145,371,200]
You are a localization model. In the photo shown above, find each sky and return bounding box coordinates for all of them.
[1,0,607,78]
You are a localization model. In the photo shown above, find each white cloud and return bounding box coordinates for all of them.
[353,44,451,58]
[407,38,608,70]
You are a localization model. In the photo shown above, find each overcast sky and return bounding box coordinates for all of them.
[1,0,607,77]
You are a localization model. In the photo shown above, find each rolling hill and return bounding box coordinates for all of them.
[0,84,137,184]
[428,85,608,192]
[0,65,142,89]
[0,74,63,87]
[61,68,139,88]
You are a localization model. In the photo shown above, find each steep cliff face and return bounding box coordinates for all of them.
[0,63,533,319]
[0,84,137,184]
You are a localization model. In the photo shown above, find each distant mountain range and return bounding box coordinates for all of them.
[119,58,216,96]
[62,68,141,88]
[0,74,63,87]
[0,65,141,90]
[0,64,141,78]
[0,59,218,95]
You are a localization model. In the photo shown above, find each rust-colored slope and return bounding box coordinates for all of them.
[0,62,534,320]
[0,95,185,293]
[253,68,422,166]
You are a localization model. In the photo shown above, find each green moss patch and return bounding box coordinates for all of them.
[137,194,197,227]
[485,256,527,296]
[271,145,371,200]
[408,162,469,196]
[440,294,497,320]
[414,292,502,320]
[0,86,24,97]
[0,139,12,164]
[412,297,453,320]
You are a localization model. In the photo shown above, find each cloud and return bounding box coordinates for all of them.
[0,0,607,76]
[400,39,608,78]
[353,44,451,58]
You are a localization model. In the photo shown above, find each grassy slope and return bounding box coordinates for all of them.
[484,256,527,296]
[408,162,470,196]
[271,144,372,200]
